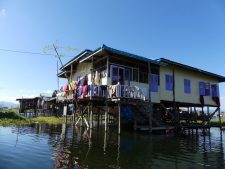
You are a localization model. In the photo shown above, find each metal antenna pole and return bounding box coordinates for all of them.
[57,60,59,90]
[53,44,63,67]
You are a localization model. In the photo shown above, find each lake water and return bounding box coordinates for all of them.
[0,124,224,169]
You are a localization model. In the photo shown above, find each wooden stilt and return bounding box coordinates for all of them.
[218,107,222,129]
[88,104,90,125]
[97,108,100,128]
[134,115,137,131]
[148,61,152,133]
[103,129,107,152]
[105,103,108,132]
[118,102,121,135]
[149,104,152,133]
[90,103,93,129]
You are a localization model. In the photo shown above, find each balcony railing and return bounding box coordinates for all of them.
[56,84,148,101]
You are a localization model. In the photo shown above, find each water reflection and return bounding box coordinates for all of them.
[1,125,225,169]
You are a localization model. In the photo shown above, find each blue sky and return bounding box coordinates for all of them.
[0,0,225,109]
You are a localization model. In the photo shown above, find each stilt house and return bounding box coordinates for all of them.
[57,45,225,132]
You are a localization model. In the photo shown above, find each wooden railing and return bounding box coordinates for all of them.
[56,84,148,101]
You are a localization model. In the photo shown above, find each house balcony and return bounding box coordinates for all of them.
[56,84,148,102]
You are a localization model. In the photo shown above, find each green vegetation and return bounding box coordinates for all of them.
[0,112,65,126]
[0,112,29,126]
[210,120,225,127]
[30,116,65,124]
[0,108,19,113]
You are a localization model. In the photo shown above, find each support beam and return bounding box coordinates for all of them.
[172,69,177,123]
[105,103,108,132]
[90,103,93,129]
[148,61,152,133]
[70,64,73,83]
[218,107,222,129]
[118,102,121,135]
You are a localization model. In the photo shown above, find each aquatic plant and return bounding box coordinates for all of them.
[0,112,65,126]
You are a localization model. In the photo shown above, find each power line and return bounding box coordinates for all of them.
[0,48,55,56]
[0,48,75,57]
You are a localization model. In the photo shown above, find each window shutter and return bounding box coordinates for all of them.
[166,75,173,91]
[211,84,218,97]
[184,79,191,94]
[205,82,210,96]
[199,82,205,95]
[151,74,158,92]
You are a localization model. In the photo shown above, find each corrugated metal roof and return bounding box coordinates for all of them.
[101,44,161,65]
[60,44,162,70]
[160,58,225,82]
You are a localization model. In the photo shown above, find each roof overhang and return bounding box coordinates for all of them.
[60,49,92,70]
[160,58,225,82]
[57,71,70,78]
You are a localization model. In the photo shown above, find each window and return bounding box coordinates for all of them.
[151,74,158,92]
[133,69,138,82]
[199,82,205,95]
[211,84,219,97]
[184,79,191,94]
[205,82,210,96]
[165,74,173,91]
[139,72,148,84]
[125,68,131,81]
[112,67,118,76]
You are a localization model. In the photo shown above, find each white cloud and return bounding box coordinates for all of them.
[0,9,6,16]
[0,96,18,104]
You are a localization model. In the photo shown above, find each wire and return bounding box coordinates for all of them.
[0,48,54,56]
[0,48,74,57]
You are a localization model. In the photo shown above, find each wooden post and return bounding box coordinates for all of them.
[97,108,100,128]
[87,104,90,123]
[90,102,93,129]
[148,62,152,133]
[134,115,137,131]
[105,103,108,132]
[207,106,210,116]
[172,68,177,124]
[70,64,73,82]
[90,55,94,100]
[118,102,121,135]
[218,107,222,129]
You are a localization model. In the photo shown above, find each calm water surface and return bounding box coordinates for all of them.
[0,124,224,169]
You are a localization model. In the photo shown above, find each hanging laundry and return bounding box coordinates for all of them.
[93,86,99,96]
[95,71,100,85]
[109,85,117,98]
[82,85,89,97]
[100,85,107,97]
[70,81,75,90]
[79,75,88,86]
[78,86,83,98]
[64,84,69,96]
[74,83,78,99]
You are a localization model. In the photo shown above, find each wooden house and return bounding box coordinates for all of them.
[57,45,225,133]
[17,93,57,117]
